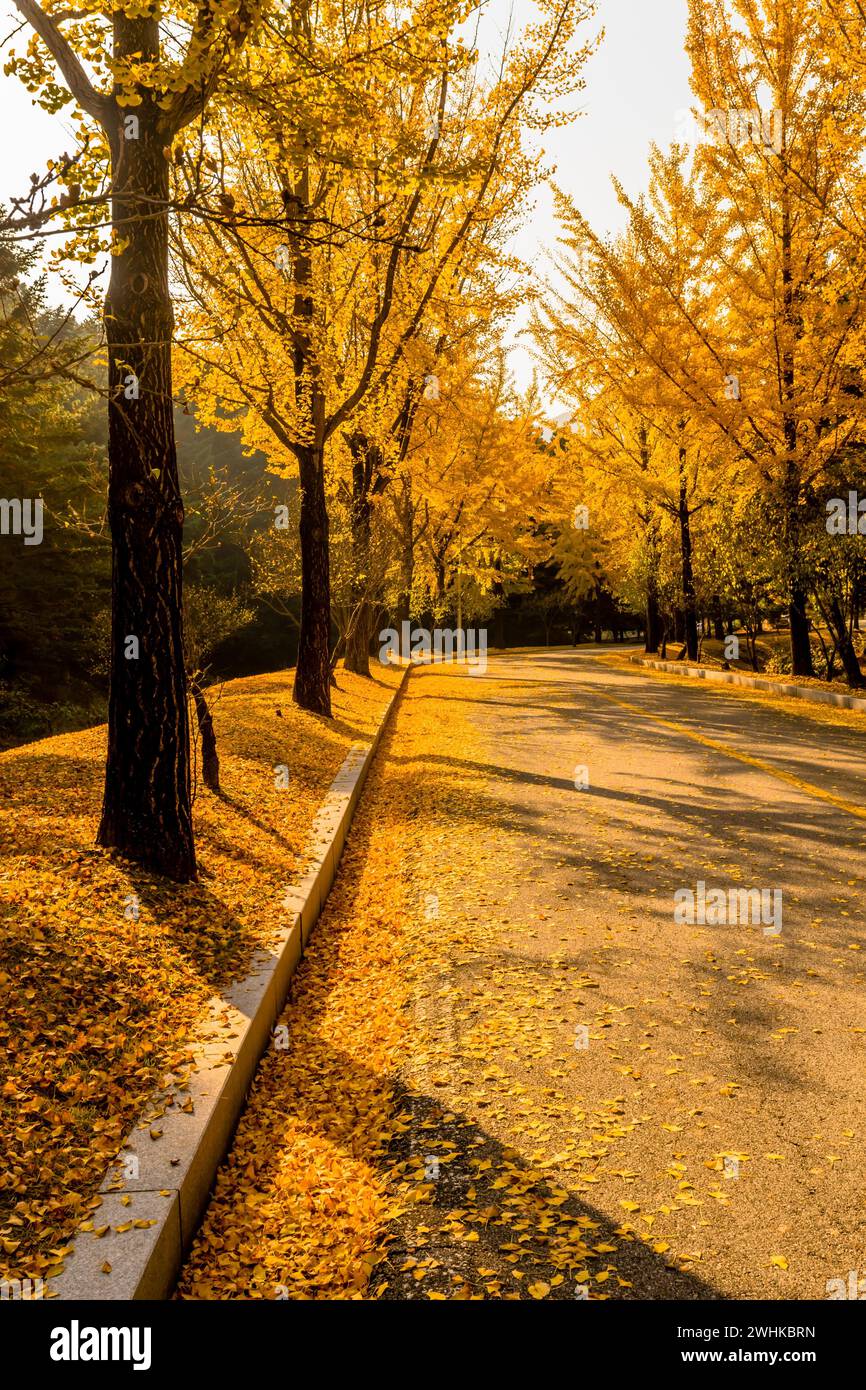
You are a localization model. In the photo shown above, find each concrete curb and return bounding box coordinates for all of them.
[50,665,410,1301]
[629,655,866,713]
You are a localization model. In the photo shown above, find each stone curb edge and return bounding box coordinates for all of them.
[628,655,866,713]
[49,664,411,1301]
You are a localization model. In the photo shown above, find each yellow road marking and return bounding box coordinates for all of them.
[582,680,866,826]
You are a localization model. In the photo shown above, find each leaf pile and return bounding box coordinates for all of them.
[0,666,400,1287]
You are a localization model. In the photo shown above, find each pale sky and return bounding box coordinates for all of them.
[0,0,692,390]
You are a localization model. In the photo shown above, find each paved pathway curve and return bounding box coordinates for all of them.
[179,649,866,1300]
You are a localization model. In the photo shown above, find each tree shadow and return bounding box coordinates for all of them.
[177,1018,723,1301]
[213,787,303,861]
[376,1084,722,1301]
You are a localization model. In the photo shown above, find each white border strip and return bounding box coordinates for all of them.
[630,656,866,713]
[49,665,410,1301]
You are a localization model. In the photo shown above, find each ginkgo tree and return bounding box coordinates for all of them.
[171,0,593,712]
[536,170,726,662]
[401,346,568,623]
[7,0,264,878]
[538,0,866,682]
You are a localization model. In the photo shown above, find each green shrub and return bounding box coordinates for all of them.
[0,681,105,750]
[762,639,833,680]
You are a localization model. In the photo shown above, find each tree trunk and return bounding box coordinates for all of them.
[678,451,699,662]
[96,17,195,882]
[788,582,812,676]
[294,433,332,714]
[289,141,332,716]
[645,586,662,654]
[640,435,662,654]
[780,166,813,680]
[344,606,370,676]
[396,482,414,625]
[397,554,412,624]
[433,555,447,603]
[345,445,373,676]
[826,593,865,688]
[784,463,812,675]
[784,467,812,675]
[190,677,220,791]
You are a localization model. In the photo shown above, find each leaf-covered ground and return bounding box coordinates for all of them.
[177,654,866,1300]
[0,666,400,1288]
[176,666,457,1299]
[180,662,684,1302]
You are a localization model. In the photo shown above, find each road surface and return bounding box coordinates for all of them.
[179,648,866,1300]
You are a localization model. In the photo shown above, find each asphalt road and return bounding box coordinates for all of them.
[177,646,866,1301]
[378,647,866,1299]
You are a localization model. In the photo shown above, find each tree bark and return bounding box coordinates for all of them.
[433,555,447,603]
[643,516,661,650]
[288,138,332,715]
[645,586,662,654]
[677,450,699,662]
[345,442,373,676]
[779,164,813,679]
[825,592,865,688]
[294,431,332,714]
[639,434,662,654]
[396,526,413,626]
[783,479,813,675]
[190,677,220,791]
[788,586,812,674]
[96,13,195,881]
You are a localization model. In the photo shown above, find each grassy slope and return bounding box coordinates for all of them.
[0,664,401,1287]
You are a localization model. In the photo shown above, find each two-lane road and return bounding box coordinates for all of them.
[179,646,866,1300]
[381,648,866,1298]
